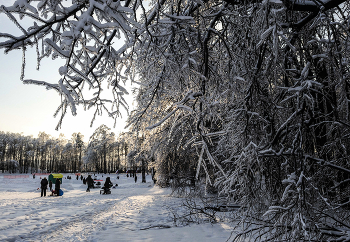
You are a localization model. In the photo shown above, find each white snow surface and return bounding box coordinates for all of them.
[0,173,234,242]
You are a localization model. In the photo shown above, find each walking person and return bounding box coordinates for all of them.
[86,175,94,192]
[134,174,137,183]
[49,180,53,192]
[40,177,48,197]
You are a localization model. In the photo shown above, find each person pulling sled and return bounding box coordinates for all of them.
[101,177,113,195]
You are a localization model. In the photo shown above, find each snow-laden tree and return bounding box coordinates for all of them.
[1,0,350,240]
[126,0,350,240]
[71,132,85,171]
[84,124,115,173]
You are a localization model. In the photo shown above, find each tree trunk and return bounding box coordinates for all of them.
[142,159,146,183]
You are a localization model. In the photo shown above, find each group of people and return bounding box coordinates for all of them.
[40,177,60,197]
[85,175,114,194]
[126,172,138,183]
[40,174,116,197]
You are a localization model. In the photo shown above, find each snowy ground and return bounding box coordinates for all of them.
[0,173,236,242]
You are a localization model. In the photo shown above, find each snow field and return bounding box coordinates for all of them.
[0,173,234,242]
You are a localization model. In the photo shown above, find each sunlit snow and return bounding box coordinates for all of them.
[0,173,234,241]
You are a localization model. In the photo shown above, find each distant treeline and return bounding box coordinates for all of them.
[0,126,130,174]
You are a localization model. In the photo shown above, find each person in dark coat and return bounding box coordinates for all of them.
[49,180,53,191]
[86,175,94,192]
[55,178,61,196]
[40,177,48,197]
[103,177,113,194]
[134,174,137,183]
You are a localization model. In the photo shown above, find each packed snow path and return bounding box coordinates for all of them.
[0,174,233,241]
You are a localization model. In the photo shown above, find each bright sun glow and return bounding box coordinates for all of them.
[0,13,134,142]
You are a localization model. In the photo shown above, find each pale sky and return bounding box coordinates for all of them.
[0,7,133,142]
